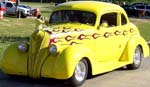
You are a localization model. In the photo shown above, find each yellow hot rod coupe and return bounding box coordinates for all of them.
[0,1,149,86]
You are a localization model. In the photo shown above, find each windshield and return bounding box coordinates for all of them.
[49,10,96,26]
[12,2,16,6]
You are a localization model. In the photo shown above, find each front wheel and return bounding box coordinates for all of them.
[69,59,88,86]
[127,46,143,69]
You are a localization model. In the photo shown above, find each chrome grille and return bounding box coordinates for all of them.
[28,30,50,78]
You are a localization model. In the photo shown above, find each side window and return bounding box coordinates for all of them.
[121,14,127,25]
[6,3,13,7]
[100,12,117,27]
[146,6,150,9]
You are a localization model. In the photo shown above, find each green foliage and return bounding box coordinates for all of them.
[131,0,150,3]
[116,0,150,3]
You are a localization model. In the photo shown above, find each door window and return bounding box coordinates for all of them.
[100,12,117,27]
[6,3,13,8]
[121,14,127,25]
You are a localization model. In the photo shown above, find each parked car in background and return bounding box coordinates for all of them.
[3,1,30,18]
[134,4,150,16]
[145,5,150,16]
[121,5,139,16]
[18,4,34,16]
[122,4,146,17]
[132,2,148,5]
[0,1,149,86]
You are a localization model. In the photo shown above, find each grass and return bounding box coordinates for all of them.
[137,22,150,41]
[0,2,54,58]
[129,18,150,41]
[0,18,34,58]
[0,18,34,37]
[0,2,150,58]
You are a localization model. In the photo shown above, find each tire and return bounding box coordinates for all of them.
[17,11,22,18]
[17,11,27,18]
[127,46,143,70]
[69,59,88,86]
[21,12,27,18]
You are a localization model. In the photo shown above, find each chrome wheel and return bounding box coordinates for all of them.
[134,47,141,65]
[127,46,142,70]
[69,59,88,86]
[75,61,86,82]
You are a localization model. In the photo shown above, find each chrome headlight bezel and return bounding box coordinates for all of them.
[49,44,57,54]
[18,42,29,53]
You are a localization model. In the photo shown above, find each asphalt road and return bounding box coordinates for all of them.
[0,57,150,87]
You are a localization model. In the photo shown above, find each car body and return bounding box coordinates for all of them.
[132,2,148,5]
[0,1,149,86]
[18,4,34,16]
[122,5,139,16]
[3,1,30,17]
[145,5,150,16]
[130,3,150,16]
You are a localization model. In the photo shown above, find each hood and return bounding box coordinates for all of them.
[43,23,95,34]
[18,7,29,11]
[43,23,97,46]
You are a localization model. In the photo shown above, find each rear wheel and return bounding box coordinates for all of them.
[69,59,88,86]
[127,46,143,69]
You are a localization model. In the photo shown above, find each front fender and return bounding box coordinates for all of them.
[0,43,28,75]
[120,34,149,63]
[41,45,95,79]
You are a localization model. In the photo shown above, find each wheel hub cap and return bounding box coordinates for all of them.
[134,48,141,65]
[75,62,86,82]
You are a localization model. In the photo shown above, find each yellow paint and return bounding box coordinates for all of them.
[0,1,149,79]
[0,43,28,75]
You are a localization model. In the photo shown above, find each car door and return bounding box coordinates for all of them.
[6,2,16,14]
[145,5,150,16]
[95,12,120,62]
[115,13,131,60]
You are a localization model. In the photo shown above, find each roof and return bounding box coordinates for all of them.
[53,1,123,14]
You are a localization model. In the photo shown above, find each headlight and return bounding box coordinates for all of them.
[49,44,57,54]
[18,42,28,52]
